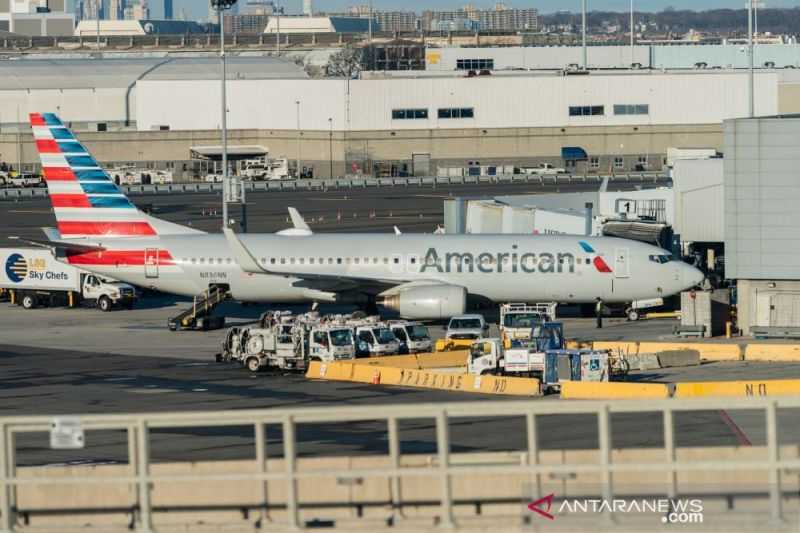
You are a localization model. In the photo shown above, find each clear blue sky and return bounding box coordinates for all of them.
[174,0,800,21]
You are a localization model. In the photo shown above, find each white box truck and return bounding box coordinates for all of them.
[0,248,137,311]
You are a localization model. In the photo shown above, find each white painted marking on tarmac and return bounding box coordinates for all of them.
[192,388,208,392]
[129,388,178,394]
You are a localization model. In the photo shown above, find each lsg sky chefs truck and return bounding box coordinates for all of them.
[0,248,137,311]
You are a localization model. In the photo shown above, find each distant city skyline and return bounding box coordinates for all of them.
[163,0,800,21]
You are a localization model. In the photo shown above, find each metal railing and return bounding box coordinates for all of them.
[0,173,668,201]
[0,396,797,531]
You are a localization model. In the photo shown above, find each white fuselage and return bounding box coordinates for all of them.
[68,233,703,305]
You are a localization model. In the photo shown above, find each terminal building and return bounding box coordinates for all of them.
[1,55,800,179]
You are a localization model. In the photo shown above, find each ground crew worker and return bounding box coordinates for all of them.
[595,297,604,329]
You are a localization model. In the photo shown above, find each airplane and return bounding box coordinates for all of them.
[22,112,704,319]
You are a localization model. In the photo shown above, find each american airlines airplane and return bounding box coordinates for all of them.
[24,112,703,319]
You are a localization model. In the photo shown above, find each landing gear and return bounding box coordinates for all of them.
[626,308,640,321]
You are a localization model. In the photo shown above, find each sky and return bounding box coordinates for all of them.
[174,0,800,21]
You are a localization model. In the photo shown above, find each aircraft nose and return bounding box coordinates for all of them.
[682,263,705,289]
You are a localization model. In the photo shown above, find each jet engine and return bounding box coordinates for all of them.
[380,285,467,319]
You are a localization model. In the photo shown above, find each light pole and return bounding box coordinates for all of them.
[96,0,101,51]
[328,117,333,179]
[581,0,587,69]
[747,0,754,117]
[212,0,238,229]
[276,2,281,54]
[629,0,634,67]
[295,100,301,178]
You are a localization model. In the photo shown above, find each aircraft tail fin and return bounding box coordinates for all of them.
[29,112,203,239]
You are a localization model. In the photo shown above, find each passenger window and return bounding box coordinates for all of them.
[337,258,342,264]
[281,258,286,265]
[354,258,360,265]
[270,258,276,264]
[290,258,296,264]
[309,258,315,264]
[299,258,305,264]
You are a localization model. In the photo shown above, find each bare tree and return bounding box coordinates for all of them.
[325,46,363,78]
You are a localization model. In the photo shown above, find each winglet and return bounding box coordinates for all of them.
[222,227,270,275]
[393,226,401,235]
[288,207,311,232]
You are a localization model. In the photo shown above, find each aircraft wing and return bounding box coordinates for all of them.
[223,228,404,293]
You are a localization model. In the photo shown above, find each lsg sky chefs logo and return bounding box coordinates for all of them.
[528,494,704,524]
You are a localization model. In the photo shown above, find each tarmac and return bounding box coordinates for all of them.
[1,180,657,240]
[2,300,800,466]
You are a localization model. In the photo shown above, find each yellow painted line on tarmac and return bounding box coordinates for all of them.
[674,379,800,398]
[561,381,670,400]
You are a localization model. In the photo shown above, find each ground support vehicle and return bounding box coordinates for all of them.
[218,311,355,372]
[0,248,136,311]
[388,320,433,354]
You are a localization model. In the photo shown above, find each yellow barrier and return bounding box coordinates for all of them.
[675,379,800,398]
[434,338,474,352]
[592,341,640,354]
[560,381,670,400]
[744,344,800,362]
[588,341,741,361]
[358,351,468,369]
[306,361,540,396]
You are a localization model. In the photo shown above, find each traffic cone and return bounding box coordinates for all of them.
[371,370,381,385]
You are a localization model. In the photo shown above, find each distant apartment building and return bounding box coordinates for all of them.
[422,4,538,32]
[224,13,270,33]
[0,0,74,35]
[374,11,418,32]
[347,7,418,32]
[124,0,149,20]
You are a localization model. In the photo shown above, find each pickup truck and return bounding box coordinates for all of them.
[0,248,137,311]
[8,173,43,187]
[518,163,567,176]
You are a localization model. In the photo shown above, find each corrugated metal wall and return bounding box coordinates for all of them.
[725,117,800,280]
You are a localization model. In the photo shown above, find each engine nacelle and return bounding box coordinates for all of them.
[380,285,467,320]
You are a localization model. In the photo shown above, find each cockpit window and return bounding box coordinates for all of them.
[648,254,674,264]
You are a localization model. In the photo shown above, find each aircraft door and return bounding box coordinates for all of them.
[613,247,630,279]
[144,248,159,278]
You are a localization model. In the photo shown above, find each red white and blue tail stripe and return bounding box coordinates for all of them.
[30,112,201,239]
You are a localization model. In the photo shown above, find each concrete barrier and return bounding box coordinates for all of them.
[674,379,800,398]
[306,361,539,396]
[744,344,800,362]
[656,350,700,368]
[560,381,670,400]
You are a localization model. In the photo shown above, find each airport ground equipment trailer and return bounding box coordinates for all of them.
[168,285,228,331]
[218,311,356,372]
[499,303,556,347]
[0,247,136,311]
[468,322,565,377]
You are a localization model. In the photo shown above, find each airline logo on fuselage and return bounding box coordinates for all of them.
[420,241,612,274]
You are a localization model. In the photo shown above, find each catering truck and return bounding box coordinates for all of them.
[0,248,137,311]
